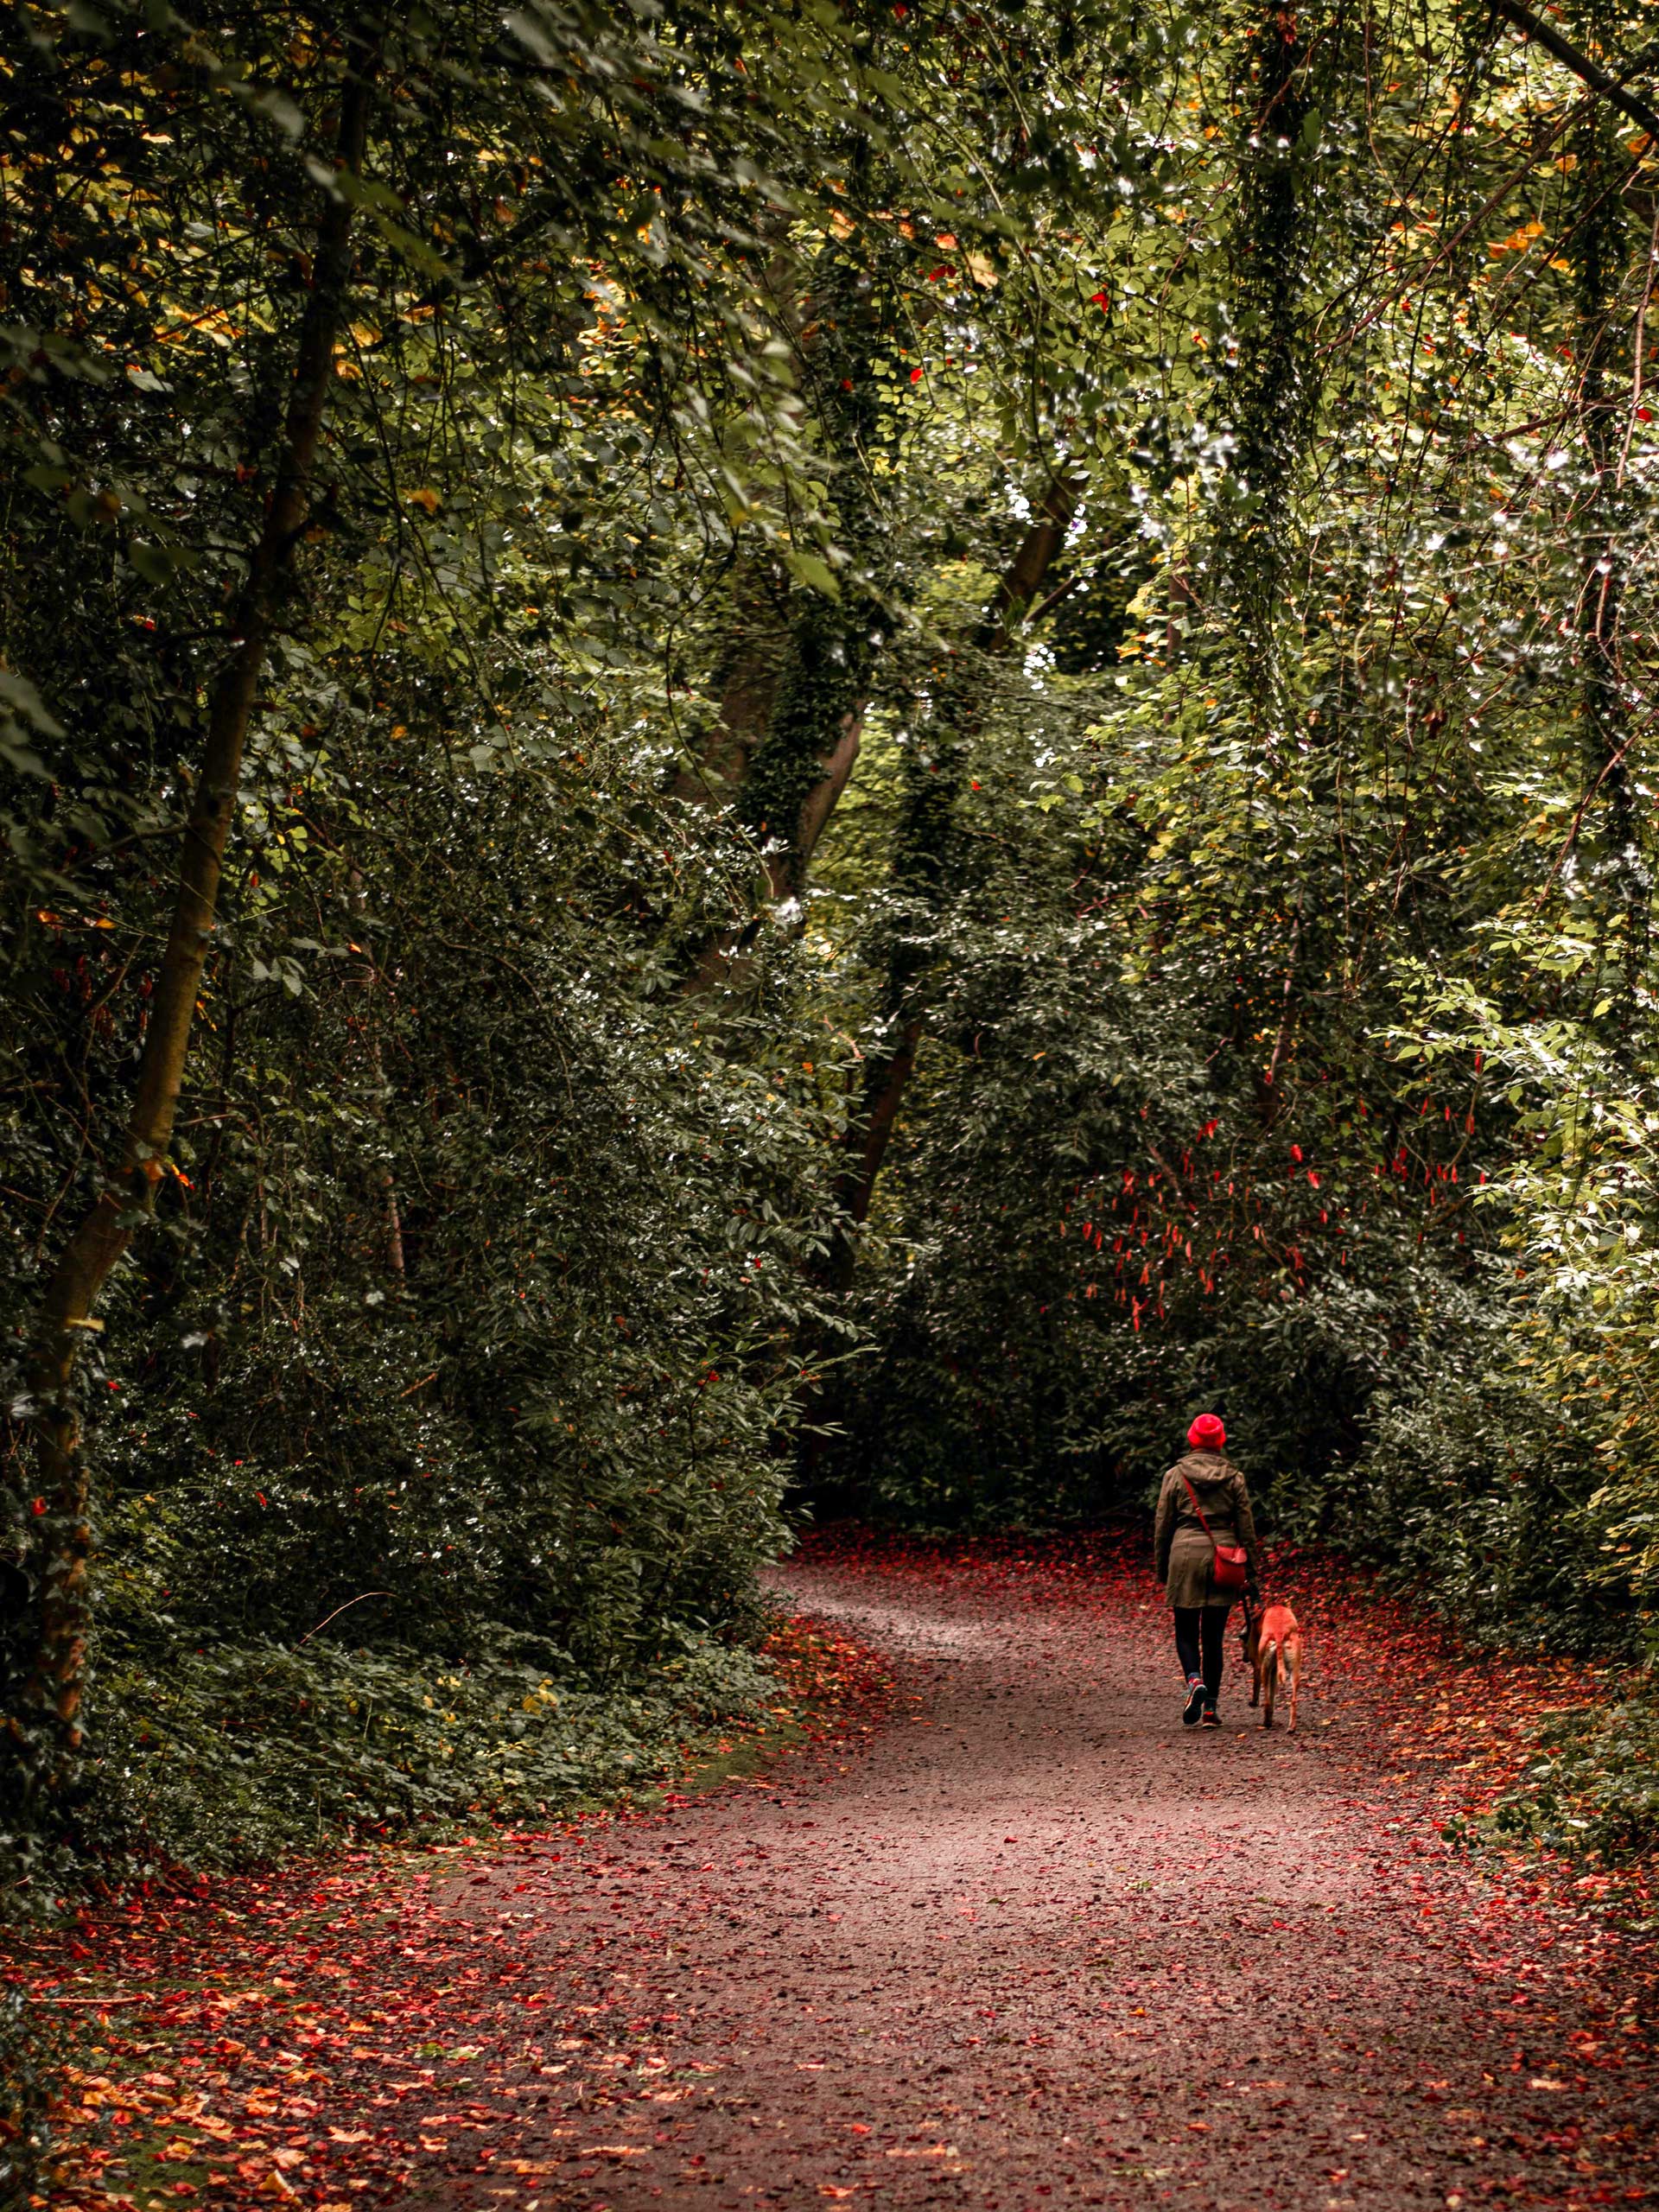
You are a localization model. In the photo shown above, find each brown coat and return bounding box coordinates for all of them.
[1154,1449,1263,1611]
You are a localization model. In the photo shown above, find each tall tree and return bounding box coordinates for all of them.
[683,236,905,995]
[823,476,1084,1293]
[1214,0,1319,737]
[1565,3,1649,1008]
[19,35,380,1782]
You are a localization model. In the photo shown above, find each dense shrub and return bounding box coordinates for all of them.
[1492,1697,1659,1866]
[0,1982,54,2212]
[57,1624,779,1880]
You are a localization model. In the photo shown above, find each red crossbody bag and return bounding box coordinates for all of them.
[1180,1471,1250,1596]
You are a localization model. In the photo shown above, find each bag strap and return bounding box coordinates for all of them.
[1179,1468,1219,1554]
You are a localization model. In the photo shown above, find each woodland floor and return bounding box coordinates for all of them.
[28,1533,1659,2212]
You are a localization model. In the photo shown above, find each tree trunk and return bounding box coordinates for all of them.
[670,557,792,812]
[681,686,868,995]
[1218,0,1315,731]
[1568,35,1649,1007]
[792,485,1084,1492]
[680,239,894,996]
[1489,0,1659,143]
[349,868,406,1281]
[16,57,378,1783]
[822,477,1083,1292]
[1213,5,1320,1132]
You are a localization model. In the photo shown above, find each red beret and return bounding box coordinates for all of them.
[1187,1414,1226,1451]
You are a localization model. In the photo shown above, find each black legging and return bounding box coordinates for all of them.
[1173,1606,1228,1696]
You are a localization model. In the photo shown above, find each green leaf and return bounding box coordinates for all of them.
[783,550,840,598]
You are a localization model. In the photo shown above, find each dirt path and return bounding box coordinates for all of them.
[399,1542,1659,2212]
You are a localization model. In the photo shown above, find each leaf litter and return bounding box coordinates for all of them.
[15,1536,1659,2210]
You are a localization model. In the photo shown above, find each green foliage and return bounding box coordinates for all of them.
[797,0,1659,1732]
[0,705,836,1882]
[1287,1328,1628,1651]
[1492,1694,1659,1866]
[8,0,1659,1893]
[0,1978,54,2212]
[61,1621,779,1880]
[0,0,859,1877]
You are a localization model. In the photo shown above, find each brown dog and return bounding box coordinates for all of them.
[1244,1600,1304,1732]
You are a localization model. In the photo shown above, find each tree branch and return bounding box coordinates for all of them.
[1488,0,1659,144]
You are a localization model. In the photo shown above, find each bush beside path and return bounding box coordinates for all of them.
[17,1535,1659,2211]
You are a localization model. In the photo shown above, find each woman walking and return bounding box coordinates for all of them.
[1154,1414,1262,1727]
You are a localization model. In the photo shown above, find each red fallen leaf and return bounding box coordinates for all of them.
[27,1533,1659,2212]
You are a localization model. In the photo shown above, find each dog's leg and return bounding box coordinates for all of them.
[1262,1640,1276,1730]
[1287,1640,1300,1732]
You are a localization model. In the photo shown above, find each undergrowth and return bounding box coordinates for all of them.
[0,1980,55,2212]
[3,1618,786,1911]
[1490,1691,1659,1872]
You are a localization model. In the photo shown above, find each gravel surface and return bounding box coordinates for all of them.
[412,1542,1659,2211]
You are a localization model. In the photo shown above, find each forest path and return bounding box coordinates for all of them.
[406,1541,1659,2212]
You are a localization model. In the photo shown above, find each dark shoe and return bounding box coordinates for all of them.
[1199,1694,1221,1727]
[1182,1675,1207,1726]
